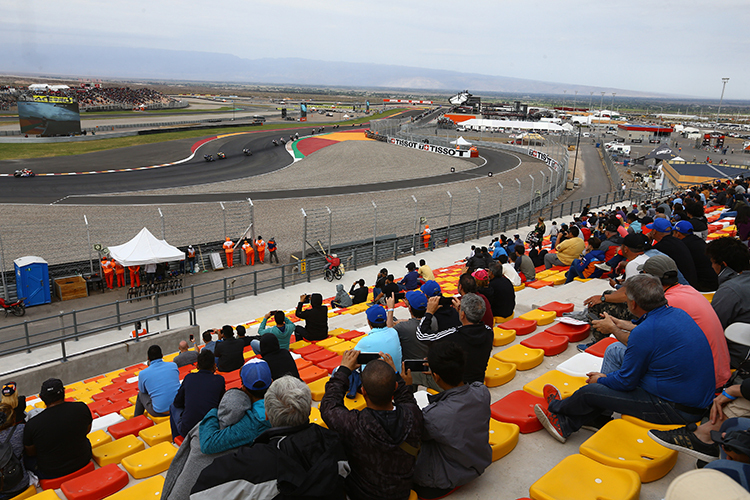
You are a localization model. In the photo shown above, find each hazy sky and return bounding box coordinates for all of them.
[2,0,747,99]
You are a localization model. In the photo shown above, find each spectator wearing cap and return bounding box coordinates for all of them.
[487,262,515,319]
[135,345,180,418]
[646,218,699,289]
[1,382,25,425]
[386,292,438,391]
[23,378,92,479]
[169,350,226,440]
[544,225,585,269]
[417,293,494,384]
[400,263,421,291]
[472,269,494,315]
[199,359,273,455]
[355,305,402,369]
[595,255,730,390]
[672,220,719,292]
[420,280,460,331]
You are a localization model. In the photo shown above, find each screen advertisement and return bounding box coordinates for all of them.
[300,103,307,122]
[18,95,81,136]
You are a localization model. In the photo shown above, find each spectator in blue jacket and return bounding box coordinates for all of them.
[565,237,606,283]
[170,350,225,439]
[399,262,422,291]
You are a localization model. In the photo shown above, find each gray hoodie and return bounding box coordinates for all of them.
[334,284,353,307]
[161,388,253,500]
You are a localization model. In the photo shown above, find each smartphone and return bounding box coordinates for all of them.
[403,359,429,372]
[438,296,454,307]
[356,352,381,364]
[303,295,311,304]
[189,334,194,342]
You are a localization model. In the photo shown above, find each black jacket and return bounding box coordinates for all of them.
[191,423,349,500]
[487,275,515,318]
[349,283,369,304]
[681,234,718,292]
[296,302,329,340]
[259,333,300,381]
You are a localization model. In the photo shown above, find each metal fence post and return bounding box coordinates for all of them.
[547,167,554,207]
[115,300,121,330]
[527,174,535,226]
[372,201,377,263]
[0,233,7,302]
[326,206,332,256]
[223,277,228,303]
[247,198,256,243]
[515,179,522,229]
[411,195,418,255]
[475,187,481,239]
[446,191,453,247]
[72,310,79,341]
[281,265,285,289]
[24,321,30,353]
[254,271,258,295]
[84,215,93,275]
[190,284,195,308]
[220,202,227,239]
[158,208,165,239]
[497,183,503,233]
[301,209,307,265]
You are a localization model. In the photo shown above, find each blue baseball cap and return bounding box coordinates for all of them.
[241,358,272,391]
[404,290,427,310]
[366,304,387,324]
[421,280,441,297]
[673,220,694,234]
[645,218,673,233]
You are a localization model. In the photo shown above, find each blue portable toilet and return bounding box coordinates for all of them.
[14,256,51,306]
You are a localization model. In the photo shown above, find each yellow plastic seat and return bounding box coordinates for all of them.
[243,351,255,361]
[513,284,525,292]
[488,419,520,462]
[523,370,587,399]
[9,484,36,500]
[308,376,330,401]
[121,442,178,479]
[145,412,169,425]
[328,340,358,355]
[530,454,641,500]
[343,393,367,411]
[102,475,165,500]
[23,491,59,500]
[128,395,138,405]
[494,314,514,324]
[87,429,113,449]
[119,406,135,420]
[519,309,557,326]
[484,358,517,388]
[139,420,172,446]
[620,414,683,431]
[535,269,556,279]
[309,406,328,428]
[162,352,179,362]
[34,401,46,409]
[540,272,567,286]
[289,340,310,350]
[579,419,678,482]
[327,328,349,337]
[408,490,418,500]
[702,292,714,303]
[494,345,544,371]
[92,434,145,466]
[316,337,344,349]
[574,277,592,283]
[493,327,516,347]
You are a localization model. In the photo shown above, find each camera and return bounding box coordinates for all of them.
[302,295,311,304]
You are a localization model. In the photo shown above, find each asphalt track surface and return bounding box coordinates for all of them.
[0,114,521,205]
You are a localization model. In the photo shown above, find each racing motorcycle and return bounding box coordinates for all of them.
[272,140,278,146]
[13,168,35,178]
[204,154,214,162]
[279,137,286,145]
[217,152,226,159]
[242,149,252,156]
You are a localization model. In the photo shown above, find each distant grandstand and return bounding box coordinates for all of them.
[5,84,182,112]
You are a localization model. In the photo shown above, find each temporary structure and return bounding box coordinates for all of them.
[450,136,473,146]
[108,228,184,266]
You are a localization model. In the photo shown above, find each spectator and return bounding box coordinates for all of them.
[1,382,25,425]
[544,225,585,269]
[370,269,388,305]
[214,326,245,373]
[255,310,295,352]
[135,345,180,418]
[355,305,403,369]
[258,333,299,380]
[190,377,348,499]
[0,403,29,498]
[235,325,252,347]
[295,293,329,341]
[386,293,438,391]
[420,280,460,331]
[646,218,699,289]
[320,351,423,500]
[409,342,492,499]
[173,340,198,368]
[672,220,718,292]
[535,274,715,443]
[512,245,536,282]
[331,284,354,309]
[170,350,226,439]
[349,279,369,305]
[418,259,434,281]
[498,254,522,286]
[200,330,217,354]
[400,262,422,291]
[23,378,92,479]
[416,294,494,385]
[372,275,403,305]
[565,237,605,283]
[458,273,493,328]
[199,359,273,455]
[487,262,515,319]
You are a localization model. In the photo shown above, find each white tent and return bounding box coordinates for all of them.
[450,136,472,146]
[108,228,184,266]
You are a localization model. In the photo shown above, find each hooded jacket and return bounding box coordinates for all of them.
[320,367,423,500]
[190,423,349,500]
[333,284,353,308]
[259,333,300,381]
[416,317,494,384]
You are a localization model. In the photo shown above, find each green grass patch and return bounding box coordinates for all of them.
[0,108,402,160]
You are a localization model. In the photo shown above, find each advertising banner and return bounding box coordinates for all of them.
[382,99,434,105]
[527,148,560,171]
[300,103,307,122]
[18,96,81,136]
[389,137,472,158]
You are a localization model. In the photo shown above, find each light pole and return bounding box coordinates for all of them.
[562,90,567,113]
[611,93,616,115]
[588,91,594,112]
[573,90,578,111]
[599,92,605,135]
[715,77,730,133]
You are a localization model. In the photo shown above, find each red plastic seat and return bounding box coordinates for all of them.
[585,337,619,357]
[91,392,112,402]
[304,349,336,364]
[88,399,113,416]
[338,330,365,341]
[525,280,551,289]
[544,322,591,342]
[107,389,138,404]
[60,463,129,500]
[174,435,184,446]
[501,318,537,336]
[220,370,241,384]
[490,390,547,434]
[295,358,312,371]
[96,399,132,417]
[125,363,147,372]
[520,331,569,356]
[293,344,323,356]
[318,355,343,374]
[550,265,570,272]
[40,461,95,490]
[299,365,328,384]
[108,414,153,440]
[539,301,575,317]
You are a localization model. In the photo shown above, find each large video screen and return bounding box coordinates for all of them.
[18,95,81,136]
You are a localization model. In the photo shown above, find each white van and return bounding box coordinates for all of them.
[605,142,631,155]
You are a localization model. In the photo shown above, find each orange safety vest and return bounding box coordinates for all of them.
[114,263,125,274]
[256,240,266,252]
[223,240,234,252]
[242,243,253,254]
[188,248,196,258]
[102,261,113,274]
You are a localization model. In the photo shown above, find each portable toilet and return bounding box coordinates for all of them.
[14,256,51,306]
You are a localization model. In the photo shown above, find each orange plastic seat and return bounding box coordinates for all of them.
[108,414,153,440]
[488,418,520,462]
[174,435,184,446]
[39,461,95,491]
[521,331,569,356]
[305,349,336,364]
[523,370,587,399]
[344,393,367,411]
[299,365,328,384]
[293,344,322,356]
[338,330,365,342]
[539,301,575,316]
[493,327,516,347]
[295,358,313,371]
[529,454,641,500]
[494,345,544,371]
[585,337,618,358]
[60,463,129,500]
[490,390,547,434]
[318,355,344,374]
[484,358,517,388]
[525,280,551,289]
[579,419,678,482]
[501,318,537,336]
[544,322,591,342]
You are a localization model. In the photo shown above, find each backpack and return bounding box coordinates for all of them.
[0,425,23,493]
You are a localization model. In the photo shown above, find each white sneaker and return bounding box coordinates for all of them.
[594,263,611,272]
